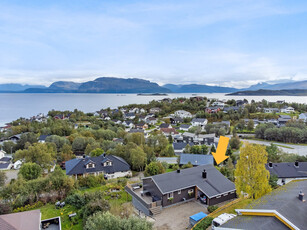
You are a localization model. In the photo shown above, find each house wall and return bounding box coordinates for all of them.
[143,178,163,200]
[277,177,307,186]
[106,170,132,179]
[131,196,151,216]
[207,191,236,206]
[162,186,195,207]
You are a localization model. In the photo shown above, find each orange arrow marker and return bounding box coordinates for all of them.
[212,136,229,164]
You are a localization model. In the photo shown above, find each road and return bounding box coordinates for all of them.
[241,139,307,156]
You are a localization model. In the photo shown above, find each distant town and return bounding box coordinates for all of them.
[0,96,306,229]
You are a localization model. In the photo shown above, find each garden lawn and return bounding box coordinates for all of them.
[39,204,82,230]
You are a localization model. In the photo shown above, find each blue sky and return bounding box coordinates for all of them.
[1,0,307,88]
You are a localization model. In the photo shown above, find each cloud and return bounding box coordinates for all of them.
[0,0,307,86]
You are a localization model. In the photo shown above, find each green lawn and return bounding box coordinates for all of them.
[37,183,132,230]
[39,204,82,230]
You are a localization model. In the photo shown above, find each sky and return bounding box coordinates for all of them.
[1,0,307,88]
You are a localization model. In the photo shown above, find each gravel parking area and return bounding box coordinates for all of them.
[4,170,18,184]
[153,201,208,230]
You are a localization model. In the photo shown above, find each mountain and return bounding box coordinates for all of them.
[243,80,307,91]
[22,77,171,93]
[0,83,46,92]
[49,81,82,90]
[78,77,171,93]
[163,84,237,93]
[228,89,307,96]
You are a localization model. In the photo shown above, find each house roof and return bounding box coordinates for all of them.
[160,128,178,134]
[0,209,41,230]
[179,154,214,166]
[38,135,50,141]
[0,162,10,169]
[220,180,307,230]
[147,164,235,198]
[279,115,291,119]
[180,124,190,129]
[65,155,130,175]
[173,142,194,150]
[192,118,207,123]
[265,162,307,178]
[128,129,144,133]
[0,157,11,162]
[159,123,171,128]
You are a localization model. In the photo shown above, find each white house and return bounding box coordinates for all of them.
[174,110,193,119]
[299,113,307,122]
[13,160,23,170]
[281,106,295,113]
[191,118,208,130]
[263,108,280,113]
[212,101,225,108]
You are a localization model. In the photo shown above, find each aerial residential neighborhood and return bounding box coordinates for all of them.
[0,95,307,230]
[1,1,307,229]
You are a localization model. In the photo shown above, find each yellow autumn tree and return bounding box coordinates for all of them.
[234,143,271,199]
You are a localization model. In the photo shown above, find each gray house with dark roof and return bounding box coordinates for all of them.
[126,165,236,216]
[66,154,132,179]
[266,161,307,186]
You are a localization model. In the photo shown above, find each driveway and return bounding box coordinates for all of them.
[4,170,18,184]
[242,139,307,156]
[153,201,208,230]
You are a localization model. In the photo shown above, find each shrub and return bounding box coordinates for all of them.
[193,217,214,230]
[65,193,86,209]
[207,205,218,213]
[13,201,43,213]
[81,199,110,221]
[78,175,106,188]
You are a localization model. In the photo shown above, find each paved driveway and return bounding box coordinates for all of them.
[153,201,208,230]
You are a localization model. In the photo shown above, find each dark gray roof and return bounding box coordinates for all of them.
[159,123,171,128]
[266,162,307,178]
[279,115,291,119]
[180,154,213,166]
[66,155,130,175]
[39,135,50,141]
[173,142,194,150]
[222,216,288,230]
[220,180,307,230]
[128,129,144,133]
[180,124,191,129]
[147,164,235,198]
[0,163,10,169]
[192,118,207,123]
[0,157,11,162]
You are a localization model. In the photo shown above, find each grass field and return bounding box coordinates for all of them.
[40,204,82,230]
[37,183,132,230]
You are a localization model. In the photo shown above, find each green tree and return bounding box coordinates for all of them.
[144,162,165,177]
[235,144,272,199]
[82,199,110,221]
[0,171,7,187]
[61,144,75,161]
[266,144,281,162]
[130,147,147,171]
[18,162,42,180]
[229,136,240,150]
[90,148,104,157]
[247,120,254,131]
[14,143,56,170]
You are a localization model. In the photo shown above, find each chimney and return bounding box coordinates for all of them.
[177,169,180,173]
[295,161,299,168]
[83,155,86,159]
[202,169,207,179]
[298,191,305,202]
[268,162,273,168]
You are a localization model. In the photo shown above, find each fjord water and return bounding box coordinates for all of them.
[1,93,307,126]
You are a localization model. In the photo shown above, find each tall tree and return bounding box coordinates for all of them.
[15,143,56,170]
[18,162,42,180]
[235,144,271,199]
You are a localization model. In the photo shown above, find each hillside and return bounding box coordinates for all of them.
[227,89,307,96]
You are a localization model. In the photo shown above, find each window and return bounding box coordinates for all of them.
[87,163,95,168]
[178,190,181,195]
[167,192,174,199]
